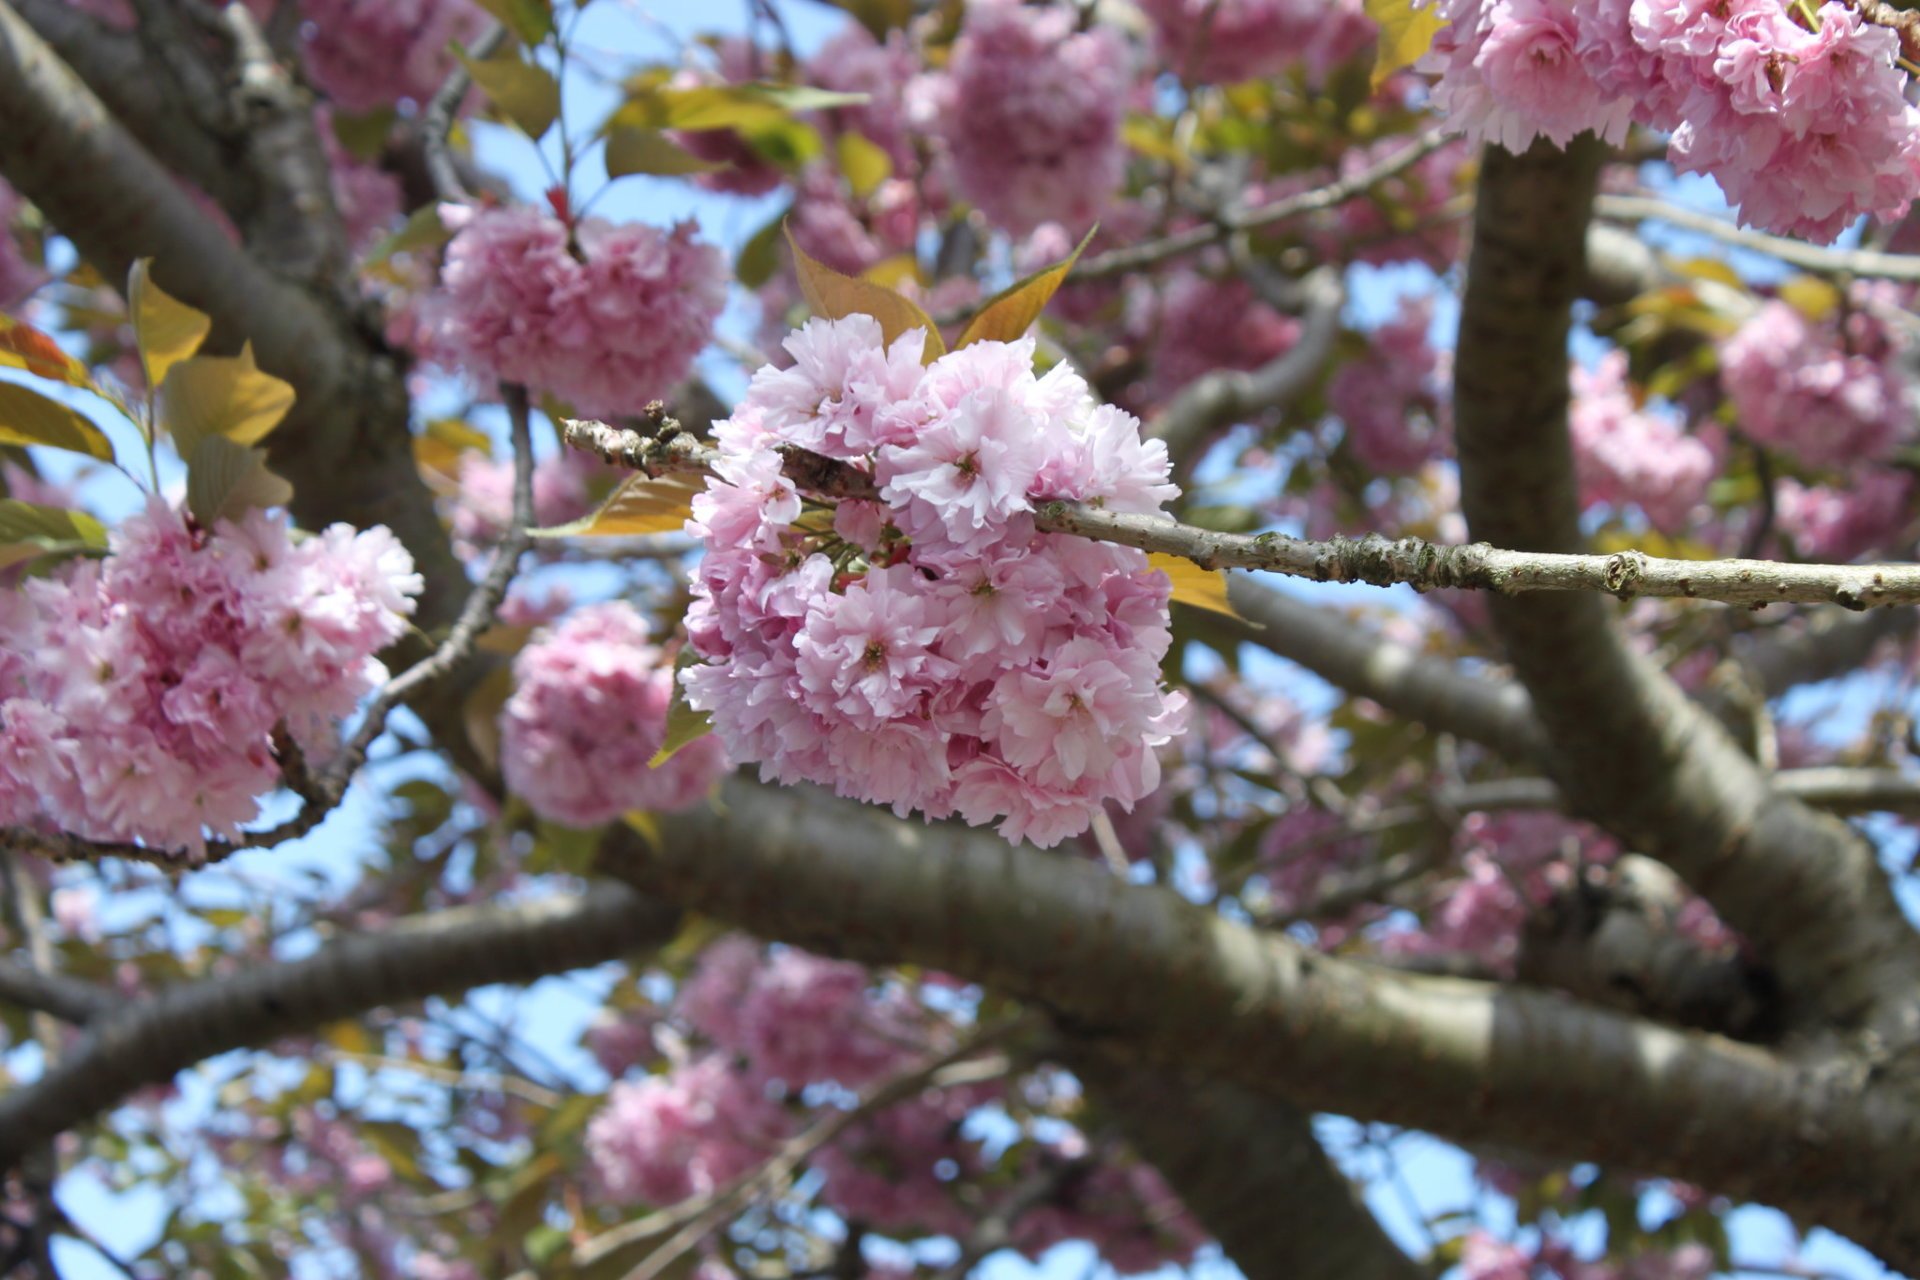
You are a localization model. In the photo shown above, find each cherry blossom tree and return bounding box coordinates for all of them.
[3,0,1920,1277]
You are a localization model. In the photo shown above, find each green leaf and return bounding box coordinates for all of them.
[0,380,116,461]
[1363,0,1445,91]
[0,315,99,392]
[956,225,1095,349]
[364,204,457,267]
[619,83,868,133]
[836,132,893,200]
[530,471,703,538]
[186,435,294,525]
[472,0,555,44]
[1148,552,1247,623]
[649,650,712,767]
[604,125,726,178]
[735,206,789,290]
[328,107,398,160]
[160,341,297,455]
[129,259,212,393]
[787,223,944,362]
[0,498,107,571]
[824,0,914,38]
[461,49,561,139]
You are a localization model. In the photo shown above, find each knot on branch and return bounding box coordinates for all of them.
[1603,550,1649,597]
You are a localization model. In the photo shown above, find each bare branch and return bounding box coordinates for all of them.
[421,19,506,202]
[1596,193,1920,283]
[0,959,115,1027]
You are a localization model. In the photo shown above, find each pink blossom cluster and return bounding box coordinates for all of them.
[418,207,725,417]
[1330,297,1451,475]
[1137,0,1374,85]
[1568,351,1718,532]
[1774,469,1914,561]
[683,315,1189,848]
[1014,1155,1206,1273]
[1141,273,1301,407]
[585,1052,789,1205]
[498,602,729,828]
[1718,299,1912,470]
[0,500,421,855]
[933,0,1131,235]
[1383,812,1616,975]
[298,0,491,112]
[667,39,787,198]
[1421,0,1920,240]
[1461,1230,1716,1280]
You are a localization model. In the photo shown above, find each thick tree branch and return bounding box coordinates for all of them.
[598,780,1920,1272]
[1449,138,1920,1038]
[0,959,114,1027]
[0,887,680,1168]
[1067,1047,1425,1280]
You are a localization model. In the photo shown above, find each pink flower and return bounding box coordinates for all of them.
[1141,273,1301,408]
[1719,300,1911,470]
[298,0,490,112]
[1774,469,1913,562]
[1569,351,1718,531]
[500,602,729,828]
[1330,297,1451,475]
[419,207,724,418]
[0,501,419,855]
[938,0,1130,235]
[586,1054,788,1206]
[1424,0,1633,153]
[1138,0,1374,85]
[795,566,956,728]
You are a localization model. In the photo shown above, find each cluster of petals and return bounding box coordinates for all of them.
[683,315,1189,848]
[1138,0,1375,85]
[1774,469,1913,562]
[297,0,490,112]
[1329,297,1452,475]
[1013,1155,1206,1273]
[498,601,728,829]
[1141,272,1301,408]
[1421,0,1920,240]
[932,0,1131,235]
[1568,351,1718,532]
[585,1052,788,1206]
[0,501,421,854]
[418,207,725,418]
[1718,299,1912,470]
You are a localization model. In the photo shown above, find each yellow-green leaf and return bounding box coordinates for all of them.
[472,0,554,44]
[1669,256,1744,289]
[1148,552,1243,621]
[1363,0,1445,91]
[462,50,561,139]
[0,315,98,391]
[624,809,663,850]
[160,342,296,455]
[530,472,703,538]
[735,207,789,290]
[0,498,107,570]
[413,417,494,480]
[649,651,712,767]
[1777,274,1841,322]
[129,259,211,393]
[836,132,892,200]
[0,381,116,460]
[956,225,1096,349]
[787,224,944,362]
[604,125,726,178]
[186,435,294,525]
[364,204,457,267]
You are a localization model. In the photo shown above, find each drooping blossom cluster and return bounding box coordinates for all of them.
[1137,0,1375,85]
[499,602,729,828]
[1330,297,1452,475]
[1568,351,1718,532]
[1421,0,1920,240]
[682,314,1189,848]
[297,0,491,112]
[418,207,726,417]
[1774,469,1914,561]
[932,0,1131,235]
[1718,299,1913,470]
[0,501,421,854]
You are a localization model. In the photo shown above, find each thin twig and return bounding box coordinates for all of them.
[562,418,1920,611]
[422,20,507,202]
[1596,193,1920,283]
